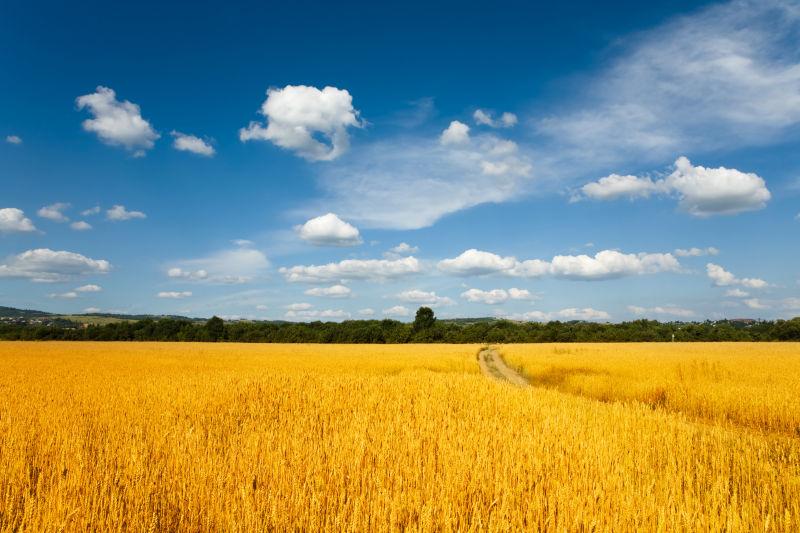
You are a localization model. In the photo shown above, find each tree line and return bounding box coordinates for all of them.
[1,307,799,343]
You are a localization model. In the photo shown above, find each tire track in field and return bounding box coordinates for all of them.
[478,348,529,387]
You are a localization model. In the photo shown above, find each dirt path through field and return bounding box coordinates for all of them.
[478,348,529,387]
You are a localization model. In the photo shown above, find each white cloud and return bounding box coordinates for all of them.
[75,284,102,292]
[575,158,770,216]
[555,308,611,321]
[0,248,111,282]
[498,307,611,322]
[396,289,454,306]
[473,109,518,128]
[232,239,253,247]
[384,242,419,258]
[157,291,192,299]
[70,221,92,231]
[168,247,269,284]
[280,256,420,283]
[575,174,662,201]
[706,263,767,289]
[5,135,22,144]
[48,291,78,299]
[666,157,771,216]
[286,302,313,311]
[358,308,375,316]
[675,247,719,257]
[304,284,352,298]
[383,305,411,317]
[725,288,749,298]
[536,1,800,171]
[285,308,351,320]
[743,298,768,310]
[440,120,470,145]
[81,206,101,216]
[83,307,101,314]
[627,305,695,318]
[295,213,362,246]
[239,85,363,161]
[314,131,532,230]
[461,287,536,305]
[37,203,70,223]
[438,249,518,276]
[171,131,215,156]
[0,208,37,233]
[168,268,209,281]
[255,304,268,311]
[106,205,146,221]
[76,86,159,156]
[439,248,680,280]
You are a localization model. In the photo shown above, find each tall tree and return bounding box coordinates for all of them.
[413,307,436,332]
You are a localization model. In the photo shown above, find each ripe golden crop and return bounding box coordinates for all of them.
[0,341,798,531]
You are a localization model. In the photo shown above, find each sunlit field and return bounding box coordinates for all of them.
[1,341,798,531]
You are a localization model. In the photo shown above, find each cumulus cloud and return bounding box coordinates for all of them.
[106,205,146,221]
[295,213,362,246]
[286,302,313,311]
[81,206,101,216]
[37,203,70,223]
[575,158,771,216]
[575,174,662,201]
[0,208,37,233]
[440,120,470,145]
[304,284,352,298]
[438,249,518,276]
[0,248,111,282]
[667,157,771,216]
[239,85,363,161]
[75,284,102,292]
[384,242,419,259]
[5,135,22,144]
[280,256,420,283]
[461,288,535,305]
[168,268,209,281]
[358,308,375,316]
[83,307,101,314]
[675,247,719,257]
[627,305,695,318]
[706,263,767,289]
[158,291,192,299]
[396,289,455,306]
[725,288,750,298]
[171,131,215,156]
[473,109,518,128]
[383,305,411,317]
[70,221,92,231]
[439,248,680,280]
[168,247,269,284]
[498,307,611,322]
[76,86,159,156]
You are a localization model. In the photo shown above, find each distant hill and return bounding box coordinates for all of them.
[0,306,53,318]
[0,306,199,325]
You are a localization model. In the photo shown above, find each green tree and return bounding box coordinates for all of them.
[205,316,225,342]
[413,307,436,332]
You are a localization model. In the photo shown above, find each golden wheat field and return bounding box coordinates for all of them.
[0,341,799,532]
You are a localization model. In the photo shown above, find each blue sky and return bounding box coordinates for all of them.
[2,0,799,321]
